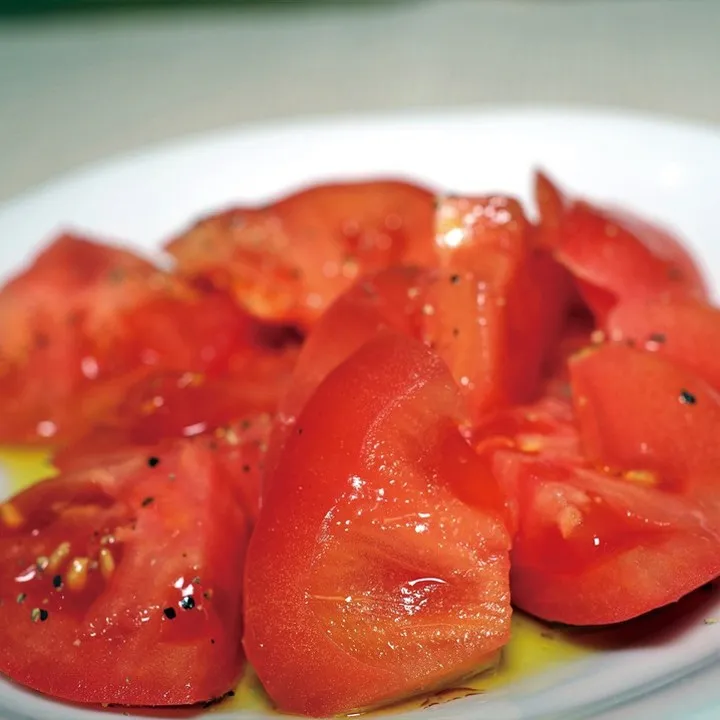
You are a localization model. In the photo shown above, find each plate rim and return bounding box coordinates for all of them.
[2,103,720,214]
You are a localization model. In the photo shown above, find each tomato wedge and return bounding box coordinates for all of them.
[166,181,435,327]
[492,344,720,625]
[570,343,720,499]
[264,266,430,485]
[505,455,720,625]
[0,439,251,705]
[534,172,709,322]
[244,333,511,716]
[425,195,572,420]
[0,234,254,446]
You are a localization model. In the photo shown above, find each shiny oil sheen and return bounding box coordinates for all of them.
[0,448,589,716]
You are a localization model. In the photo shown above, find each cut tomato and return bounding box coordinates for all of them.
[244,333,511,716]
[0,439,251,705]
[265,266,431,487]
[534,172,709,322]
[490,344,720,625]
[165,181,435,327]
[0,234,256,446]
[504,455,720,625]
[426,195,572,420]
[606,298,720,391]
[570,343,720,498]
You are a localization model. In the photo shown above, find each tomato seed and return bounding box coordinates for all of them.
[66,557,89,591]
[47,542,71,572]
[99,548,116,580]
[0,502,24,529]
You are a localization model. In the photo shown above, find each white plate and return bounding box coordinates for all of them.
[0,107,719,720]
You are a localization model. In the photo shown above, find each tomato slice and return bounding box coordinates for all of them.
[165,181,435,327]
[426,195,572,420]
[0,439,250,705]
[265,266,430,487]
[570,343,720,499]
[244,333,511,716]
[505,455,720,625]
[0,234,256,446]
[534,172,709,322]
[606,298,720,391]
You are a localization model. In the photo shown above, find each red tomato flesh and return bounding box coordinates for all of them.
[534,172,709,322]
[0,234,255,446]
[0,439,251,705]
[244,333,511,716]
[165,181,436,327]
[495,344,720,625]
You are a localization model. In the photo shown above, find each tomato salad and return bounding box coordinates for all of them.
[0,173,718,716]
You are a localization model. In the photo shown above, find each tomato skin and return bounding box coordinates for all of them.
[534,172,709,322]
[166,181,436,327]
[0,234,256,446]
[244,333,510,716]
[606,298,720,391]
[0,440,250,705]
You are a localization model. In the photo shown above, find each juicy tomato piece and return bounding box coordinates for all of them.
[426,196,572,420]
[570,343,720,498]
[0,234,256,446]
[165,181,435,327]
[606,298,720,391]
[433,194,528,266]
[534,172,709,321]
[0,439,250,705]
[504,455,720,625]
[265,266,430,486]
[54,345,297,463]
[244,333,511,716]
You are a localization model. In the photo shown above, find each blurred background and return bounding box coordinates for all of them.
[1,0,718,201]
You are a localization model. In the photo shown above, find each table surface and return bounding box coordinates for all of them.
[1,0,719,202]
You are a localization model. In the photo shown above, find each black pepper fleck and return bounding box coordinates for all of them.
[180,596,195,610]
[679,389,697,405]
[452,327,460,338]
[39,609,48,622]
[210,638,216,644]
[141,497,155,508]
[163,607,177,620]
[147,456,160,468]
[52,575,62,589]
[450,273,461,284]
[649,332,666,344]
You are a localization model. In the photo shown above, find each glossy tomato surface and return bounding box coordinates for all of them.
[0,234,254,446]
[166,180,436,327]
[244,333,511,716]
[0,439,252,705]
